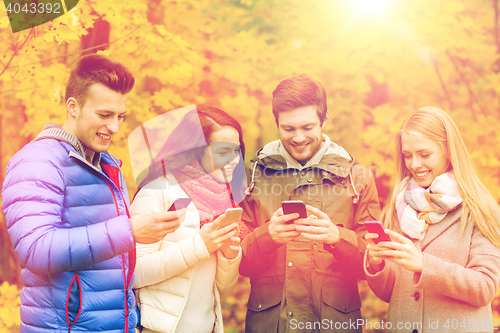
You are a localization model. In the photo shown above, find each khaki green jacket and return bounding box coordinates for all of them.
[240,139,380,333]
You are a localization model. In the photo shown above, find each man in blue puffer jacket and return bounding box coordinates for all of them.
[2,54,184,333]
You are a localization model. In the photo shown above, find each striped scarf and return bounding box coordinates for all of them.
[396,172,462,240]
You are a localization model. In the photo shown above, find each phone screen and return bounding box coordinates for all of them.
[365,220,391,244]
[167,198,192,212]
[282,200,307,224]
[218,208,243,229]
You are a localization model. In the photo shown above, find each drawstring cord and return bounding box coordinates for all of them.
[245,161,258,195]
[349,171,359,204]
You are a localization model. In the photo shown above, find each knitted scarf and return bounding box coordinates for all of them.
[396,172,462,240]
[172,160,248,240]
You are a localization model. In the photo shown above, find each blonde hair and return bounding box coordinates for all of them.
[382,106,500,246]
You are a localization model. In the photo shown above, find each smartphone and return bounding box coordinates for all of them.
[218,207,243,229]
[282,200,307,224]
[167,198,192,212]
[364,220,392,244]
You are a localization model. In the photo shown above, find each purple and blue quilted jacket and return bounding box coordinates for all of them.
[2,124,138,332]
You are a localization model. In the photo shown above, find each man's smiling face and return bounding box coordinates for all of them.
[278,105,327,165]
[71,83,127,161]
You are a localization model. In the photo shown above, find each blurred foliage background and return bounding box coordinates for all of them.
[1,0,500,331]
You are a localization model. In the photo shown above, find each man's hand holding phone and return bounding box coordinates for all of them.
[268,206,302,244]
[129,209,185,244]
[293,205,340,246]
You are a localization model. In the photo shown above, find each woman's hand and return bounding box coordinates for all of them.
[199,214,238,254]
[377,229,424,273]
[365,233,390,271]
[220,235,241,259]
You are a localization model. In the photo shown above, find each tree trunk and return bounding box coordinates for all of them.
[0,110,22,287]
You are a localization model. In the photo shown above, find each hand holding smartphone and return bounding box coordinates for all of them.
[282,200,307,224]
[218,207,243,229]
[365,220,392,244]
[167,198,192,212]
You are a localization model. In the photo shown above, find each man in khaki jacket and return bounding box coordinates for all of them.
[239,74,381,333]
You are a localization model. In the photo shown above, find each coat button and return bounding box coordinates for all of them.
[307,178,312,182]
[258,304,262,309]
[288,262,293,267]
[293,172,297,176]
[288,311,293,317]
[413,291,420,301]
[341,180,346,185]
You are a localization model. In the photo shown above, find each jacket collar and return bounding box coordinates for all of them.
[252,135,355,178]
[68,149,120,170]
[419,207,463,250]
[35,122,102,167]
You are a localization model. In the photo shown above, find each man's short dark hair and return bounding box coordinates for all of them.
[65,54,135,106]
[272,74,327,125]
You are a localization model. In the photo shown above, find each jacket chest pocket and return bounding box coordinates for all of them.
[309,196,355,230]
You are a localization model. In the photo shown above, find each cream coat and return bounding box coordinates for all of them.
[131,173,241,333]
[365,208,500,333]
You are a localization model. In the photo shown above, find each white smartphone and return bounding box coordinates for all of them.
[218,207,243,229]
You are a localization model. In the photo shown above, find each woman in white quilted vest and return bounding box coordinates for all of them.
[131,106,248,333]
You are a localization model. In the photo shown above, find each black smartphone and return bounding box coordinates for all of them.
[364,220,392,244]
[282,200,307,224]
[167,198,192,212]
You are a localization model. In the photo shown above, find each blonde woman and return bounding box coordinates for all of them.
[365,107,500,332]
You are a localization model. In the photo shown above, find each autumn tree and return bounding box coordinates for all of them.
[2,0,500,331]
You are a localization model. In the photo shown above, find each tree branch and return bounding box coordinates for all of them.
[445,50,486,119]
[432,57,454,111]
[0,28,33,78]
[494,0,500,54]
[1,26,141,71]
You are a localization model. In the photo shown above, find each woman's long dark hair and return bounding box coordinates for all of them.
[137,106,247,203]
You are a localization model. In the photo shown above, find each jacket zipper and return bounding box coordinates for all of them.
[104,178,133,333]
[70,152,134,332]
